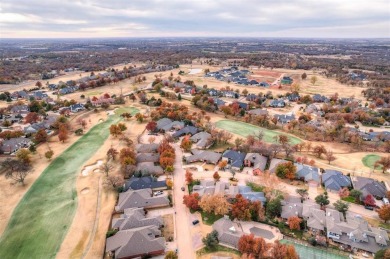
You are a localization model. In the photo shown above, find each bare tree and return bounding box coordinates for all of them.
[100,161,114,176]
[104,175,124,189]
[4,160,32,186]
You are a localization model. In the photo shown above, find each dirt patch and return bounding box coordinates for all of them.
[81,188,90,195]
[198,251,241,259]
[162,214,175,242]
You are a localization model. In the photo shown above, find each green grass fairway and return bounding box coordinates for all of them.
[215,120,302,145]
[0,107,139,259]
[362,154,382,169]
[114,107,139,115]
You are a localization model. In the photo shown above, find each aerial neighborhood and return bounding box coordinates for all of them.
[0,61,389,259]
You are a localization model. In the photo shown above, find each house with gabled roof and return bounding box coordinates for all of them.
[0,137,32,154]
[247,108,268,116]
[136,153,159,163]
[69,103,85,113]
[302,201,326,232]
[269,99,285,108]
[111,208,163,231]
[115,188,169,212]
[185,149,221,164]
[105,225,165,259]
[294,163,321,185]
[212,216,244,249]
[156,118,184,132]
[281,196,303,219]
[268,158,289,173]
[190,131,212,149]
[172,126,198,138]
[352,176,387,200]
[222,150,246,170]
[274,114,295,124]
[136,143,159,153]
[322,170,351,192]
[244,153,267,174]
[135,162,164,176]
[238,186,267,203]
[124,176,167,191]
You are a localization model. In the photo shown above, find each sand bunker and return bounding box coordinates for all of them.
[81,188,90,194]
[81,160,103,176]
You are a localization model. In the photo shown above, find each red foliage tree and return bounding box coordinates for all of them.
[232,194,252,221]
[183,193,200,210]
[25,112,39,124]
[145,121,157,132]
[287,216,302,230]
[58,124,69,143]
[185,170,193,184]
[238,234,268,258]
[34,129,48,143]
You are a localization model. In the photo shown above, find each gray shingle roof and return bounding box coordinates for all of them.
[295,163,320,183]
[222,150,246,168]
[136,143,159,153]
[353,176,387,199]
[190,132,212,149]
[124,176,167,191]
[115,188,169,212]
[244,153,267,171]
[112,208,163,231]
[136,153,160,163]
[172,126,198,138]
[322,170,351,191]
[212,217,243,249]
[185,149,221,164]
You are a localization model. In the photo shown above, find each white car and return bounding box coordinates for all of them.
[154,191,164,196]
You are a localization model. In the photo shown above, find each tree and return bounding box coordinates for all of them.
[313,145,326,158]
[164,251,178,259]
[338,187,350,198]
[333,200,349,218]
[146,121,157,132]
[374,249,390,259]
[202,230,219,249]
[271,240,298,259]
[58,124,69,143]
[242,89,249,96]
[232,194,252,221]
[25,112,39,124]
[296,188,308,198]
[185,170,193,184]
[218,160,228,170]
[35,81,42,88]
[100,161,114,176]
[275,162,296,180]
[110,124,122,138]
[200,194,230,216]
[45,150,54,160]
[301,72,307,80]
[315,194,330,208]
[234,138,244,149]
[287,216,302,230]
[364,194,376,207]
[183,193,200,210]
[375,156,390,174]
[180,136,192,152]
[350,189,362,201]
[310,75,318,85]
[266,198,282,218]
[16,148,31,164]
[377,204,390,223]
[119,147,136,165]
[325,150,336,164]
[213,171,220,182]
[34,129,48,143]
[220,105,233,118]
[135,113,144,123]
[238,234,268,258]
[5,161,32,186]
[107,148,118,161]
[104,175,124,190]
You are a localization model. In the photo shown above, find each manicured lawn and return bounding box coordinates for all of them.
[114,107,139,116]
[0,107,139,259]
[215,120,302,145]
[196,244,241,256]
[362,154,382,169]
[200,211,223,225]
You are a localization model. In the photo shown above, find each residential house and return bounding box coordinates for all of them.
[295,163,321,186]
[244,153,267,174]
[213,216,244,249]
[190,132,212,149]
[185,149,221,164]
[193,180,217,197]
[246,94,258,102]
[0,137,32,154]
[326,209,389,253]
[268,158,289,173]
[352,176,387,200]
[136,153,159,163]
[222,150,246,170]
[213,98,227,108]
[322,170,352,192]
[10,105,29,114]
[236,101,249,110]
[238,186,267,203]
[274,114,295,124]
[105,226,165,259]
[111,208,163,231]
[115,188,169,212]
[136,143,159,153]
[281,196,303,219]
[172,126,198,138]
[302,201,326,232]
[69,103,85,113]
[313,94,329,103]
[124,176,167,191]
[269,99,286,108]
[156,118,184,132]
[136,162,164,176]
[259,82,270,87]
[287,93,300,102]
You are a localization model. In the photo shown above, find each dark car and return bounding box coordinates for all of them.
[181,187,185,191]
[192,220,199,225]
[364,206,374,210]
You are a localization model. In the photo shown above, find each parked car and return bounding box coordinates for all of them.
[192,220,199,225]
[383,198,389,205]
[364,206,374,210]
[154,191,163,196]
[181,187,185,191]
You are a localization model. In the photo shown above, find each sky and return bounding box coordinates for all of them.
[1,0,389,38]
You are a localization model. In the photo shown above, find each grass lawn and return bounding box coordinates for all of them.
[200,211,223,225]
[114,107,139,116]
[0,107,139,259]
[196,245,241,257]
[215,120,302,145]
[362,154,382,169]
[85,91,103,96]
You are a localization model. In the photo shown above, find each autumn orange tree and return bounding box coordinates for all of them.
[232,194,252,221]
[275,162,296,180]
[199,194,230,216]
[34,129,48,143]
[238,234,269,258]
[378,204,390,223]
[180,136,192,152]
[58,124,69,143]
[25,112,39,124]
[109,124,122,138]
[271,240,299,259]
[185,170,193,184]
[218,160,228,170]
[183,193,200,210]
[119,147,136,166]
[287,216,302,230]
[213,171,220,182]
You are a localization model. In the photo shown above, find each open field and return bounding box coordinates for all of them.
[0,114,122,258]
[362,154,382,169]
[215,119,302,145]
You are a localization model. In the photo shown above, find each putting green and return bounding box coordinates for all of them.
[362,154,382,169]
[0,107,139,259]
[215,119,302,145]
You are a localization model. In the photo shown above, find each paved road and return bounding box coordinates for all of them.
[173,145,196,259]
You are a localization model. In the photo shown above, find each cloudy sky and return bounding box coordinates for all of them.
[1,0,389,38]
